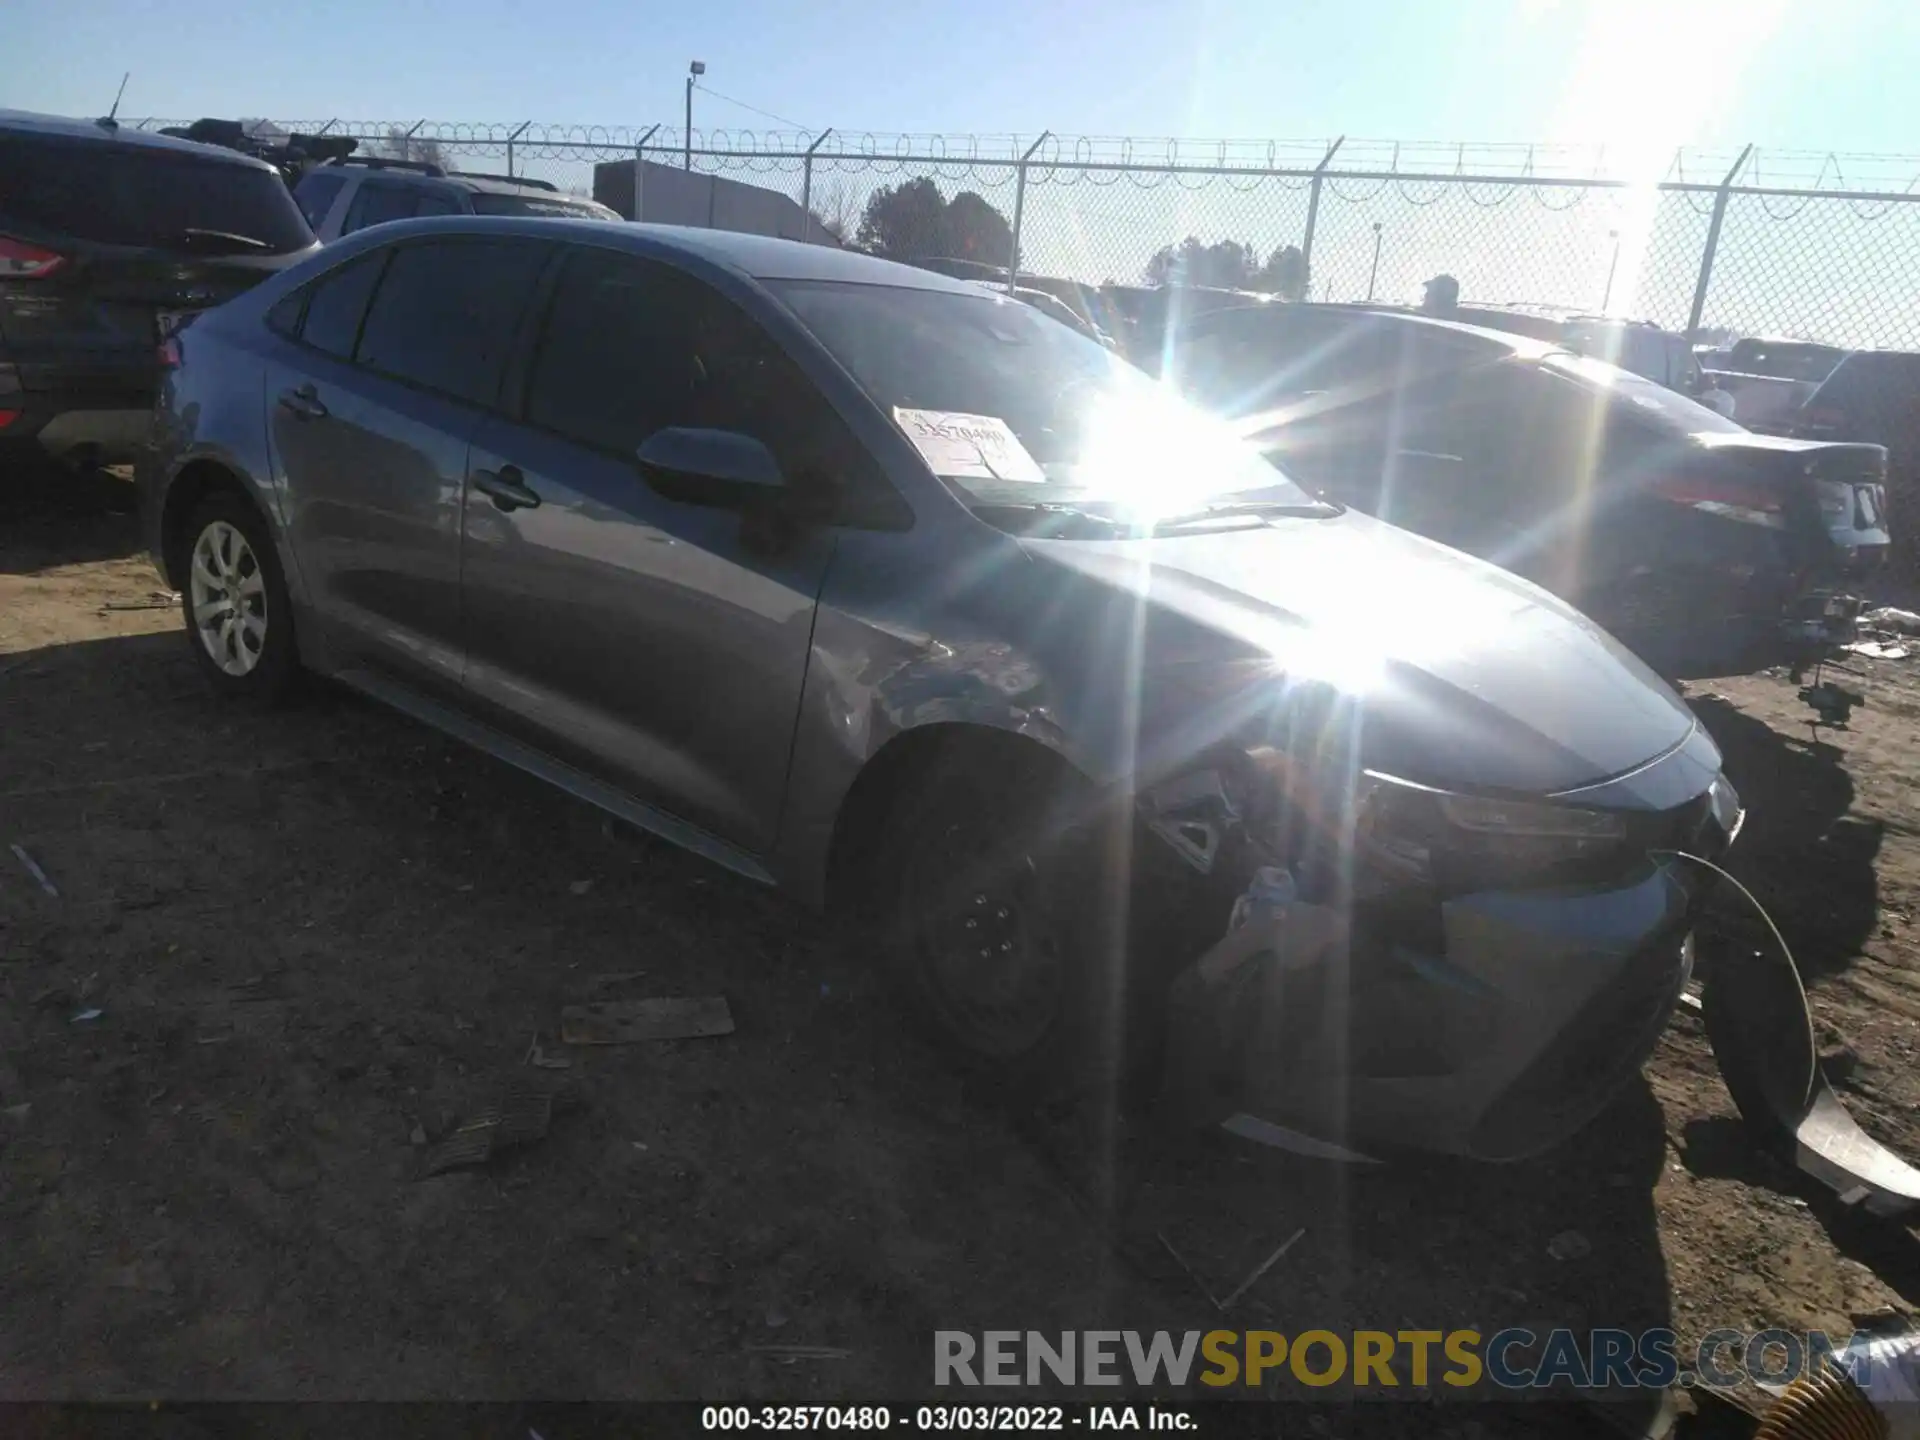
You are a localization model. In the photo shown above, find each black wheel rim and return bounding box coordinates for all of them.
[906,814,1065,1060]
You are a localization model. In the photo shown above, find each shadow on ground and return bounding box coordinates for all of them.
[0,453,143,575]
[1689,693,1881,985]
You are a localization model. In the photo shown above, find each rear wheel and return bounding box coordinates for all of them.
[180,492,300,703]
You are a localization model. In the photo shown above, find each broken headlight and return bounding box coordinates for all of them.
[1352,772,1630,896]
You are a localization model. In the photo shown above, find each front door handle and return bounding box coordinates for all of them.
[277,383,328,421]
[473,464,541,512]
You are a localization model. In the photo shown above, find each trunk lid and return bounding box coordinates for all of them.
[0,128,316,389]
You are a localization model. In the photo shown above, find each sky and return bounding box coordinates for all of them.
[7,0,1919,156]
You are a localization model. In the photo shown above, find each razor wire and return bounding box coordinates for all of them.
[154,120,1920,347]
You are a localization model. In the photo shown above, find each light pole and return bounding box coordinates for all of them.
[1366,222,1383,302]
[1601,228,1621,312]
[685,60,705,170]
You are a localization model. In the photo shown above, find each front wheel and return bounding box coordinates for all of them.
[180,492,300,703]
[876,752,1144,1097]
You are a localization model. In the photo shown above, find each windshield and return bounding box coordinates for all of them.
[470,193,620,221]
[771,279,1313,518]
[1543,352,1745,436]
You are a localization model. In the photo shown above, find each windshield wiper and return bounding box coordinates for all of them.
[1149,498,1341,531]
[175,228,271,252]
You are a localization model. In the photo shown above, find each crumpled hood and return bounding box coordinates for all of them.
[1024,509,1702,797]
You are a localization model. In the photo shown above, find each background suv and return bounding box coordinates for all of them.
[0,109,317,468]
[294,158,620,242]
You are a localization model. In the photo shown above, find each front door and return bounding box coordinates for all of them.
[458,246,858,854]
[265,236,552,693]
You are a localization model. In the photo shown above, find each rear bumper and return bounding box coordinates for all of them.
[0,370,156,466]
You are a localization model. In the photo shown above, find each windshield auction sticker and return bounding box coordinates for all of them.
[892,409,1047,484]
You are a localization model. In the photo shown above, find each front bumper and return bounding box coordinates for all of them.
[1216,867,1699,1161]
[1148,733,1737,1163]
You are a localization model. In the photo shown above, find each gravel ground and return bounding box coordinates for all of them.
[6,462,1920,1436]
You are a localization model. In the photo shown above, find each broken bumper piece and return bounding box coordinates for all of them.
[1163,863,1700,1162]
[1144,730,1737,1163]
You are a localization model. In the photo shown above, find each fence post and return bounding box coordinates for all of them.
[800,128,834,244]
[630,124,660,222]
[506,121,531,178]
[1300,136,1346,287]
[1007,132,1051,293]
[316,119,336,136]
[1686,144,1752,341]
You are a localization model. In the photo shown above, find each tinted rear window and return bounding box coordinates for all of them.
[293,171,347,229]
[1725,339,1842,382]
[301,251,389,360]
[0,134,313,253]
[354,238,550,406]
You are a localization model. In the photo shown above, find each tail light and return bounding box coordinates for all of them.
[1649,473,1785,529]
[0,235,66,279]
[158,336,182,370]
[0,411,18,430]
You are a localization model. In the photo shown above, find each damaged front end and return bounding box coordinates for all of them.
[1138,727,1744,1162]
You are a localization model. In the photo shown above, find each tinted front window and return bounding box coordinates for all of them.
[354,239,549,406]
[300,251,388,359]
[774,280,1312,514]
[524,249,879,500]
[0,135,312,253]
[470,193,619,221]
[293,171,346,229]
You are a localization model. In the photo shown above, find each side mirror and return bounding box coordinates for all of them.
[635,427,784,506]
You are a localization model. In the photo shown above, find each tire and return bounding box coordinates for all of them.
[178,491,301,704]
[873,748,1148,1100]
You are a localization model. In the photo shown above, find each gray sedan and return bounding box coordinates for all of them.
[142,217,1741,1161]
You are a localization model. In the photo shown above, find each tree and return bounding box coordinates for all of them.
[374,126,453,173]
[1144,237,1261,290]
[943,190,1013,264]
[1142,237,1310,298]
[1256,244,1308,300]
[807,177,860,246]
[854,177,1013,263]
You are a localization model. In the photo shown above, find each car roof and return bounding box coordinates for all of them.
[342,214,993,290]
[0,109,277,171]
[1199,301,1565,359]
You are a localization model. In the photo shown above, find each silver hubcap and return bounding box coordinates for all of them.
[188,521,267,677]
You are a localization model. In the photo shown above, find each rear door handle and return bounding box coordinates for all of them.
[473,464,541,512]
[277,383,328,421]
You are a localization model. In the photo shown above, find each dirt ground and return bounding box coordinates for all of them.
[6,463,1920,1433]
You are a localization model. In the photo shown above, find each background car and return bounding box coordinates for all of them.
[1700,334,1847,431]
[1396,306,1733,412]
[1168,303,1889,672]
[1792,349,1920,570]
[0,109,318,469]
[293,157,620,241]
[144,217,1742,1161]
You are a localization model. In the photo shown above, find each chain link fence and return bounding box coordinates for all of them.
[144,120,1920,349]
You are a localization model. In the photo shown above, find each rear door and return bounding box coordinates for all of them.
[264,234,553,695]
[458,246,853,852]
[0,130,314,395]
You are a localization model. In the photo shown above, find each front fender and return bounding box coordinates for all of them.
[772,599,1079,907]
